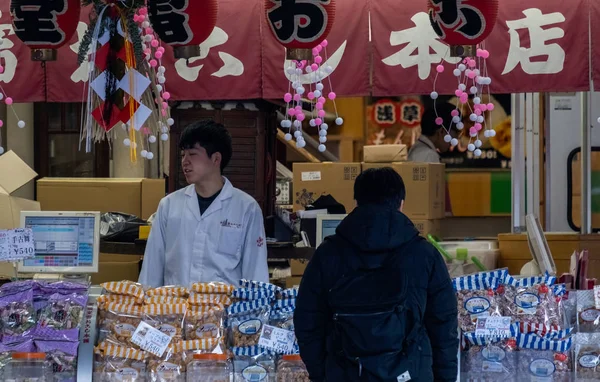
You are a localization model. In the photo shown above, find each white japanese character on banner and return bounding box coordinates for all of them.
[0,11,18,84]
[284,41,347,85]
[70,22,90,83]
[502,8,565,75]
[382,12,460,80]
[174,27,244,81]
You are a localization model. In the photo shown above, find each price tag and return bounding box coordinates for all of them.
[258,324,296,354]
[594,285,600,310]
[475,316,512,338]
[0,229,35,262]
[130,321,172,357]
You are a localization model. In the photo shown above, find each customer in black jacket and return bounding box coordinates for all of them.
[294,167,458,382]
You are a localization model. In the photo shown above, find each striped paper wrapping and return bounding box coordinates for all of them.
[190,282,235,296]
[144,296,188,305]
[178,338,222,351]
[145,286,189,298]
[143,304,188,316]
[97,294,143,306]
[97,341,147,360]
[188,293,230,307]
[100,281,145,300]
[105,302,143,316]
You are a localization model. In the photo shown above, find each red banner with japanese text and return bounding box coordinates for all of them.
[0,4,45,102]
[45,0,263,102]
[261,0,370,99]
[592,0,600,84]
[372,0,590,95]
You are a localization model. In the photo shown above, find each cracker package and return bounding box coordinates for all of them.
[146,286,189,298]
[232,345,276,382]
[101,281,145,300]
[453,273,503,333]
[104,303,144,348]
[148,345,185,382]
[143,304,187,342]
[185,305,225,341]
[191,282,235,296]
[95,342,148,382]
[228,299,271,348]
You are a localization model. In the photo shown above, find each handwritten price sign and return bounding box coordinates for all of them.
[258,324,296,354]
[475,316,512,338]
[131,321,172,357]
[0,229,35,262]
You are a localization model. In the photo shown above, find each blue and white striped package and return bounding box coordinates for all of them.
[463,323,520,346]
[227,298,272,316]
[232,345,276,357]
[462,336,518,380]
[516,333,573,352]
[454,268,509,287]
[239,279,282,294]
[228,299,271,348]
[456,277,503,333]
[280,288,298,299]
[231,288,275,301]
[453,274,501,292]
[274,298,296,310]
[504,272,557,288]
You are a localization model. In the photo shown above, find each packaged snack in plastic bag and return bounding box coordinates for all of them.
[35,339,79,378]
[462,334,518,381]
[179,339,225,364]
[96,342,148,382]
[101,281,145,300]
[516,333,572,381]
[185,305,224,341]
[40,280,90,295]
[38,293,86,331]
[187,353,232,382]
[453,274,502,333]
[278,288,298,300]
[145,296,188,305]
[0,287,36,339]
[104,303,144,348]
[146,286,189,298]
[0,339,35,378]
[232,346,276,382]
[188,294,230,308]
[270,307,295,332]
[577,290,600,333]
[0,280,39,293]
[277,355,310,382]
[228,299,271,348]
[231,288,275,303]
[97,294,143,308]
[148,344,185,382]
[143,303,187,342]
[502,275,562,335]
[191,282,235,296]
[575,333,600,381]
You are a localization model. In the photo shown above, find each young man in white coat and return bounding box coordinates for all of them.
[139,120,269,287]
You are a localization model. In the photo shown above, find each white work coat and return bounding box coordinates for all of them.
[407,135,441,163]
[138,178,269,288]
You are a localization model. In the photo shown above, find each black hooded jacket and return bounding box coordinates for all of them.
[294,205,458,382]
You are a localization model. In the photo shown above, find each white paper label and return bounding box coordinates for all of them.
[0,229,35,262]
[130,321,172,357]
[579,354,600,368]
[580,308,600,323]
[258,324,296,354]
[594,285,600,310]
[301,171,321,181]
[242,365,267,381]
[515,293,540,315]
[475,316,512,338]
[529,358,555,381]
[397,371,411,381]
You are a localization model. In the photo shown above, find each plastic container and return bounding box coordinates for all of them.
[187,353,231,382]
[439,240,500,271]
[277,355,310,382]
[4,353,50,382]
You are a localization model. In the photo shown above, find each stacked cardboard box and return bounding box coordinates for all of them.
[285,259,308,288]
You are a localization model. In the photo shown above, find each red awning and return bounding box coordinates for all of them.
[0,0,594,103]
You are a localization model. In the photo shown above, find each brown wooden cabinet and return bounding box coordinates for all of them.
[169,104,277,216]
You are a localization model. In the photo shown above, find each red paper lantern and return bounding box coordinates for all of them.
[10,0,81,61]
[148,0,218,59]
[265,0,336,60]
[427,0,498,48]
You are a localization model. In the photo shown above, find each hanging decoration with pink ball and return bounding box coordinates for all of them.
[426,0,499,158]
[266,0,343,153]
[10,0,81,61]
[76,0,174,162]
[147,0,218,60]
[0,38,24,156]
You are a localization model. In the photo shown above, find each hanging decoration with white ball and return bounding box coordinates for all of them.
[76,0,174,162]
[267,0,342,152]
[426,0,499,158]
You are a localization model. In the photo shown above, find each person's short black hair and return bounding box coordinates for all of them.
[354,167,406,209]
[179,120,232,172]
[421,102,458,136]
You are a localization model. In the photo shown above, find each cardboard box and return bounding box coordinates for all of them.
[90,253,142,284]
[0,151,41,229]
[285,276,303,288]
[412,220,442,238]
[37,178,165,220]
[293,162,360,213]
[290,259,309,276]
[363,145,407,163]
[362,162,445,219]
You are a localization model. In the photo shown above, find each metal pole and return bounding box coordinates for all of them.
[511,93,526,233]
[526,93,534,218]
[581,91,591,234]
[532,93,541,219]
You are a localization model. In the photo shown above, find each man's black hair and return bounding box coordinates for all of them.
[179,120,233,172]
[354,167,406,209]
[421,102,458,137]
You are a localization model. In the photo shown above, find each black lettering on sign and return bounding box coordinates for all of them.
[267,0,330,44]
[12,0,68,45]
[149,0,193,45]
[428,0,485,40]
